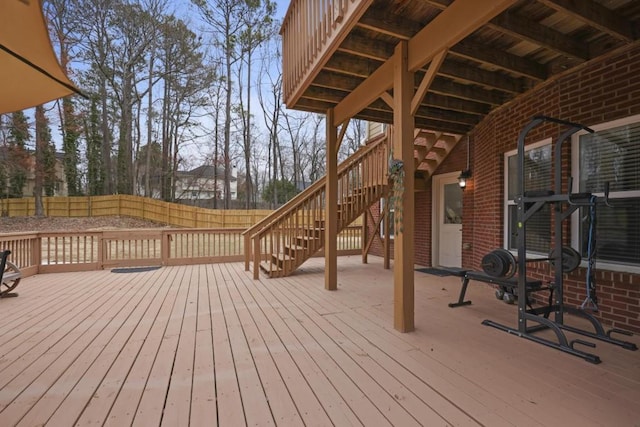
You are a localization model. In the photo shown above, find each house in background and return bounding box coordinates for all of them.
[175,164,237,202]
[0,148,67,197]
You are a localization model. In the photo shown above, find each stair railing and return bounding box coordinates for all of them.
[243,131,390,279]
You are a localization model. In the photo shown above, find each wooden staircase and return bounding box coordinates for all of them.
[243,127,461,279]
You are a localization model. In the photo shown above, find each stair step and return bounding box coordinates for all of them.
[305,227,324,237]
[285,244,306,255]
[296,236,316,247]
[260,262,284,278]
[272,253,295,263]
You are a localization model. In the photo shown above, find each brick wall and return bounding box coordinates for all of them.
[468,42,640,333]
[365,42,640,333]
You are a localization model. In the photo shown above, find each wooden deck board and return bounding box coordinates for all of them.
[16,268,172,427]
[215,264,275,426]
[0,269,151,422]
[189,265,218,427]
[231,268,362,426]
[74,266,184,426]
[277,272,519,426]
[0,256,637,426]
[221,263,304,426]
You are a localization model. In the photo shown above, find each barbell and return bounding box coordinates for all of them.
[482,247,581,278]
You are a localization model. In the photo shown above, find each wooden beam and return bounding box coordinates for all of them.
[325,108,338,291]
[429,78,505,106]
[355,8,538,86]
[536,0,635,42]
[334,0,515,127]
[380,91,393,108]
[407,0,517,72]
[342,35,524,92]
[327,54,502,108]
[490,12,589,61]
[335,118,350,155]
[392,41,415,333]
[412,49,447,116]
[333,59,394,127]
[438,60,523,94]
[325,53,383,78]
[451,40,548,81]
[357,10,416,39]
[383,195,390,270]
[297,94,478,134]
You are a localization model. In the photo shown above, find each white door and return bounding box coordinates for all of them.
[433,173,463,268]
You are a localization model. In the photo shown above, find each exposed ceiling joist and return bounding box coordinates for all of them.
[325,52,505,106]
[357,8,547,81]
[489,11,589,61]
[283,0,638,137]
[311,70,493,116]
[536,0,636,42]
[450,40,548,81]
[339,34,524,93]
[302,86,481,126]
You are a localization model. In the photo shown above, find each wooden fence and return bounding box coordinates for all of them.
[0,226,362,277]
[0,195,273,228]
[0,195,364,229]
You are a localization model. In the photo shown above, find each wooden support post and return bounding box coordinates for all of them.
[393,41,415,332]
[325,108,338,291]
[362,209,370,264]
[384,199,390,270]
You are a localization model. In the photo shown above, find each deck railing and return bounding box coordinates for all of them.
[0,226,362,277]
[281,0,373,105]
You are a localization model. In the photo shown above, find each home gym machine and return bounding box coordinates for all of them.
[481,116,637,364]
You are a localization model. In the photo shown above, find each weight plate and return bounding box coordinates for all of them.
[494,248,517,278]
[549,246,582,273]
[482,251,508,277]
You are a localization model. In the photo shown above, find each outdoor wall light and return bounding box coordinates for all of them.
[458,169,472,189]
[458,135,472,190]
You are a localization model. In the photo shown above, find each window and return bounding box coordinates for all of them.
[504,139,552,253]
[380,199,394,240]
[572,116,640,269]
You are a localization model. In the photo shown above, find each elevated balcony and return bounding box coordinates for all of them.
[281,0,639,133]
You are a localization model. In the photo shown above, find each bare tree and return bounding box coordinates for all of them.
[236,0,276,208]
[45,0,82,196]
[157,16,214,201]
[192,0,248,208]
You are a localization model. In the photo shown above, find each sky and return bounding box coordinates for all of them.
[11,0,296,176]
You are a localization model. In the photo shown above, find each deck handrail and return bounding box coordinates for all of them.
[0,226,362,277]
[280,0,373,105]
[242,133,389,271]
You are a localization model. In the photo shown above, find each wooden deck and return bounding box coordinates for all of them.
[0,256,638,426]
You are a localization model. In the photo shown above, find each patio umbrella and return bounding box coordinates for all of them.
[0,0,81,114]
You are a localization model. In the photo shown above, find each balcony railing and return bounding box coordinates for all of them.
[281,0,372,105]
[0,227,362,277]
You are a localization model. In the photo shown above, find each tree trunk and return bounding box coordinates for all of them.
[244,49,252,209]
[34,106,45,217]
[100,81,112,194]
[145,51,154,197]
[224,25,232,210]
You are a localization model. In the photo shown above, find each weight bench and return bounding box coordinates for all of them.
[0,250,21,298]
[449,270,546,308]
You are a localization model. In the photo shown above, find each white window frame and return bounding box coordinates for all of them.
[570,114,640,274]
[503,138,552,252]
